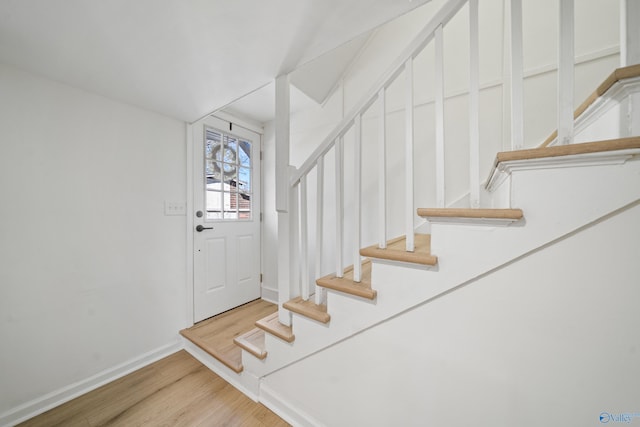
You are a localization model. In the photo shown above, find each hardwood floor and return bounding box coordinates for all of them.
[18,350,289,427]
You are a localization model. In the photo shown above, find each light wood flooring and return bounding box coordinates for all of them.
[18,350,289,427]
[180,299,278,373]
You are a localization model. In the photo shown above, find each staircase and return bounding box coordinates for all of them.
[180,0,640,424]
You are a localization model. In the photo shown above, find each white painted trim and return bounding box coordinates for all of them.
[335,137,344,279]
[378,88,387,249]
[260,382,326,427]
[405,57,415,252]
[275,75,291,213]
[213,111,264,135]
[469,0,480,207]
[435,24,446,209]
[315,156,326,305]
[423,216,523,226]
[300,175,309,300]
[621,0,640,66]
[354,114,363,281]
[509,0,524,150]
[0,341,182,427]
[185,122,195,327]
[182,339,260,401]
[557,0,575,145]
[261,285,279,304]
[369,257,437,271]
[545,77,640,147]
[486,149,640,192]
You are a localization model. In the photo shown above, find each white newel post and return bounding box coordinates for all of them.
[276,74,293,325]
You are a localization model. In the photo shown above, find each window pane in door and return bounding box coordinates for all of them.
[204,125,253,221]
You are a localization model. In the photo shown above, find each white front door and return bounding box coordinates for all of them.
[193,116,261,322]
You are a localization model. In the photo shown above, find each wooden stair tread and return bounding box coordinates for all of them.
[179,299,277,374]
[180,328,243,373]
[255,312,295,343]
[360,234,437,266]
[317,260,376,300]
[283,297,330,323]
[417,208,523,220]
[233,328,267,360]
[541,64,640,147]
[497,137,640,165]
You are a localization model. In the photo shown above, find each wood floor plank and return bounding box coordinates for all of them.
[18,351,289,427]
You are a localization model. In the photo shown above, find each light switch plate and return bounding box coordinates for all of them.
[164,201,186,216]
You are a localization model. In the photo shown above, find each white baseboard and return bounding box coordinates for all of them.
[261,285,279,304]
[0,340,182,427]
[260,382,325,427]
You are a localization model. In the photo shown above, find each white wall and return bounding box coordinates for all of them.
[262,201,640,427]
[0,63,187,422]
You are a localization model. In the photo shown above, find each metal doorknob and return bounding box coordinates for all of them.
[196,225,213,232]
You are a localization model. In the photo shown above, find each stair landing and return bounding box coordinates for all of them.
[180,299,277,373]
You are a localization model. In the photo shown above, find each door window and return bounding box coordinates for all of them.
[204,127,253,220]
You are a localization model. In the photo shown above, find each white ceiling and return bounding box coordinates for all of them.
[0,0,430,123]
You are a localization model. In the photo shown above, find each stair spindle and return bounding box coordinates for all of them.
[315,156,326,305]
[469,0,480,208]
[378,88,387,249]
[405,58,415,252]
[510,0,524,150]
[335,137,344,279]
[558,0,575,145]
[435,24,445,209]
[300,175,309,300]
[354,115,363,282]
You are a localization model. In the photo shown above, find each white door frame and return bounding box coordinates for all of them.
[184,113,264,327]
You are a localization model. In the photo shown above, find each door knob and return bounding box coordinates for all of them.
[196,225,213,232]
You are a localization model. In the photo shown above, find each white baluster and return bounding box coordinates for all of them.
[289,180,300,301]
[621,0,640,66]
[354,115,363,282]
[300,175,309,300]
[558,0,574,145]
[315,156,325,305]
[469,0,480,208]
[435,24,445,209]
[335,137,344,279]
[405,58,415,252]
[378,89,387,249]
[510,0,524,151]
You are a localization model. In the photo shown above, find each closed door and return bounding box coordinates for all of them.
[193,116,261,322]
